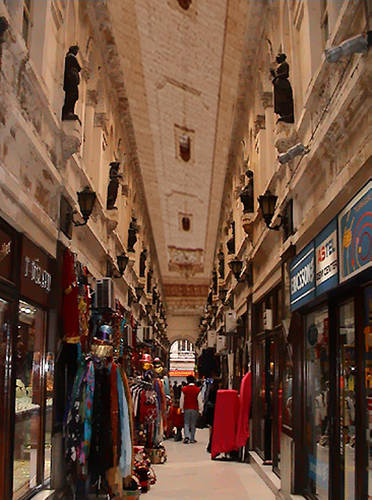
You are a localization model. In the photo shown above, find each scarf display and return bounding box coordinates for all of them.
[64,357,134,499]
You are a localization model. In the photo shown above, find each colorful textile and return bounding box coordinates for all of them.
[62,248,80,343]
[235,371,252,448]
[117,369,132,478]
[110,363,120,466]
[211,390,240,458]
[79,360,95,475]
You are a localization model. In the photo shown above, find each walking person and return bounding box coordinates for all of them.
[180,375,203,444]
[204,378,220,453]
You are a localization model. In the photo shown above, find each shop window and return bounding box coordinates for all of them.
[364,286,372,497]
[178,0,192,9]
[182,216,191,231]
[22,0,32,46]
[179,134,191,162]
[338,299,356,500]
[13,301,46,499]
[304,305,329,499]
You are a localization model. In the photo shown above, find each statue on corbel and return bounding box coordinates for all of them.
[106,161,122,210]
[270,53,294,124]
[62,46,81,121]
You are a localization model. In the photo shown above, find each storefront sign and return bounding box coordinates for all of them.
[339,180,372,283]
[169,370,194,377]
[315,219,338,295]
[24,256,52,292]
[290,242,315,310]
[0,227,15,284]
[20,237,53,307]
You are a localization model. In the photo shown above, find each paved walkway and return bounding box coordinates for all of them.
[147,429,276,500]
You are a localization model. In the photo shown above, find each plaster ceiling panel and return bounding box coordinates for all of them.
[106,0,253,310]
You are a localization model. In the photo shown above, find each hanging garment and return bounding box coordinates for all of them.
[65,362,87,464]
[89,363,113,478]
[79,360,95,475]
[211,390,240,459]
[110,363,120,467]
[235,371,252,449]
[117,368,132,478]
[62,248,80,344]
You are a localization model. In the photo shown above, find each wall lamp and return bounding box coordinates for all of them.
[60,187,97,239]
[228,258,243,282]
[108,253,129,278]
[278,143,309,164]
[73,186,97,226]
[325,32,371,63]
[258,190,286,231]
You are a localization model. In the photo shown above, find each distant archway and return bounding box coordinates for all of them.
[169,339,196,381]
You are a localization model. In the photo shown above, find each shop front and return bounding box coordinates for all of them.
[289,181,372,500]
[0,217,56,500]
[252,285,284,474]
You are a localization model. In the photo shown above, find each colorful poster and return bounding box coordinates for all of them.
[338,181,372,283]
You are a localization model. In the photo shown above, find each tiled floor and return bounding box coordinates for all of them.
[147,429,276,500]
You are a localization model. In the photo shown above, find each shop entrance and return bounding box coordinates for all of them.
[253,330,282,471]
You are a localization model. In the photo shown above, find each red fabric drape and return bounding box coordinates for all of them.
[235,371,252,448]
[211,390,240,458]
[62,248,79,343]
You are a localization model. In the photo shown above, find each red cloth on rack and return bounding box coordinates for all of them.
[211,390,240,459]
[62,248,79,343]
[235,371,252,448]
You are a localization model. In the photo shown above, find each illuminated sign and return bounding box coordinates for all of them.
[315,219,338,295]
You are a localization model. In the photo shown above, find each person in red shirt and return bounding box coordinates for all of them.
[180,375,203,444]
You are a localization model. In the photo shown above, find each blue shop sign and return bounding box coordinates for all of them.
[338,180,372,283]
[315,219,338,296]
[290,241,315,311]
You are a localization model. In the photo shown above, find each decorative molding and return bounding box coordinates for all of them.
[254,114,265,136]
[86,89,98,106]
[168,246,204,275]
[261,91,273,109]
[164,283,209,297]
[61,120,82,160]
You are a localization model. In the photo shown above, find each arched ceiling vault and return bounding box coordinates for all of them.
[102,0,266,340]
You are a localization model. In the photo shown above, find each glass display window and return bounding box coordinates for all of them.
[304,305,329,500]
[364,286,372,500]
[338,299,356,500]
[13,300,46,500]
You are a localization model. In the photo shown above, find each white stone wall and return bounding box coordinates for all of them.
[0,0,166,337]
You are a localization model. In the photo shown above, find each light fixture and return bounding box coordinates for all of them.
[325,32,371,63]
[107,253,129,278]
[278,143,309,164]
[259,190,291,231]
[229,258,243,282]
[116,253,129,275]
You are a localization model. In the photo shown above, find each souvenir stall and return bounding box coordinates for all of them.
[60,248,140,499]
[129,354,167,467]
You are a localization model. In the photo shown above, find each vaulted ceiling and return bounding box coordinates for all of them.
[107,0,264,341]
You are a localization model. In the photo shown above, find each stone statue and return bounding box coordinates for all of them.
[147,268,153,293]
[270,53,294,124]
[239,170,254,213]
[212,269,218,294]
[218,249,225,280]
[62,46,81,121]
[139,248,147,277]
[127,217,138,252]
[106,162,122,210]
